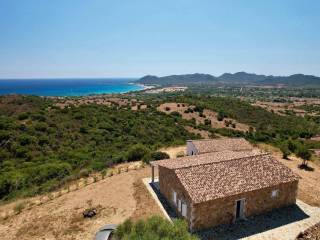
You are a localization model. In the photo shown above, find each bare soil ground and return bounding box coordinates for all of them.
[0,166,162,240]
[158,103,250,132]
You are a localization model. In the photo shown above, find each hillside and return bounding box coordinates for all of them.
[0,95,196,200]
[1,93,320,202]
[136,72,320,87]
[138,73,217,86]
[218,71,269,83]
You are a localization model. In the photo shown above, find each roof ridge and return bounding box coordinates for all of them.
[174,152,269,171]
[189,137,245,142]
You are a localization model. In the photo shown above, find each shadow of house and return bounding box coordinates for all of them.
[197,204,309,240]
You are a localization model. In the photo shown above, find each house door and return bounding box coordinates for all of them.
[235,199,245,220]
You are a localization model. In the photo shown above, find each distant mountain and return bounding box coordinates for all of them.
[218,72,269,83]
[260,74,320,86]
[136,72,320,87]
[137,73,217,86]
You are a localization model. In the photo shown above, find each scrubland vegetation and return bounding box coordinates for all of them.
[114,216,198,240]
[1,89,320,201]
[0,95,196,200]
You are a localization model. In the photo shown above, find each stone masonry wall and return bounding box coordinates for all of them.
[192,180,298,231]
[159,166,192,224]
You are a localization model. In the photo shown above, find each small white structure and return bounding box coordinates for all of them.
[186,140,198,156]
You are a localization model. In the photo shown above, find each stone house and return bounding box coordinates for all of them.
[151,139,299,231]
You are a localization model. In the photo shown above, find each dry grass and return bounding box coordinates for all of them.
[130,178,163,220]
[159,145,186,159]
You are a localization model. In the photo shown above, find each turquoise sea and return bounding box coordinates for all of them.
[0,78,144,97]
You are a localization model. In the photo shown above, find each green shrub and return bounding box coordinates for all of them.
[14,202,26,214]
[280,144,290,159]
[18,113,29,120]
[34,122,48,132]
[114,216,198,240]
[151,151,170,161]
[204,119,211,125]
[38,136,49,146]
[170,111,182,118]
[297,147,312,166]
[217,111,226,121]
[127,144,150,162]
[18,134,33,146]
[176,151,185,158]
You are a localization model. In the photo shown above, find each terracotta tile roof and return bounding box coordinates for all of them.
[191,138,253,154]
[173,154,299,203]
[151,149,262,169]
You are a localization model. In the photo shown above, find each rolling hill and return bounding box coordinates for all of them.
[136,72,320,87]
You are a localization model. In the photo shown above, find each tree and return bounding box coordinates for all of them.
[217,111,226,121]
[126,144,150,162]
[280,144,290,159]
[297,147,311,166]
[287,140,297,153]
[204,119,211,126]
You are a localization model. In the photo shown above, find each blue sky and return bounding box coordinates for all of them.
[0,0,319,78]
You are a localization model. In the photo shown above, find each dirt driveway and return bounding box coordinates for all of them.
[0,166,162,240]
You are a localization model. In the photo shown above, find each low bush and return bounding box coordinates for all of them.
[176,151,185,158]
[150,151,170,161]
[13,202,26,214]
[127,144,150,162]
[114,216,199,240]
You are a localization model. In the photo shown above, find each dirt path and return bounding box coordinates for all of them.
[0,167,156,240]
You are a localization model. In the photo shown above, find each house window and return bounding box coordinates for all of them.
[271,189,279,198]
[172,190,177,205]
[181,202,187,217]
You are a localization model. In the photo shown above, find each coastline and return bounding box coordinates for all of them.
[0,78,149,97]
